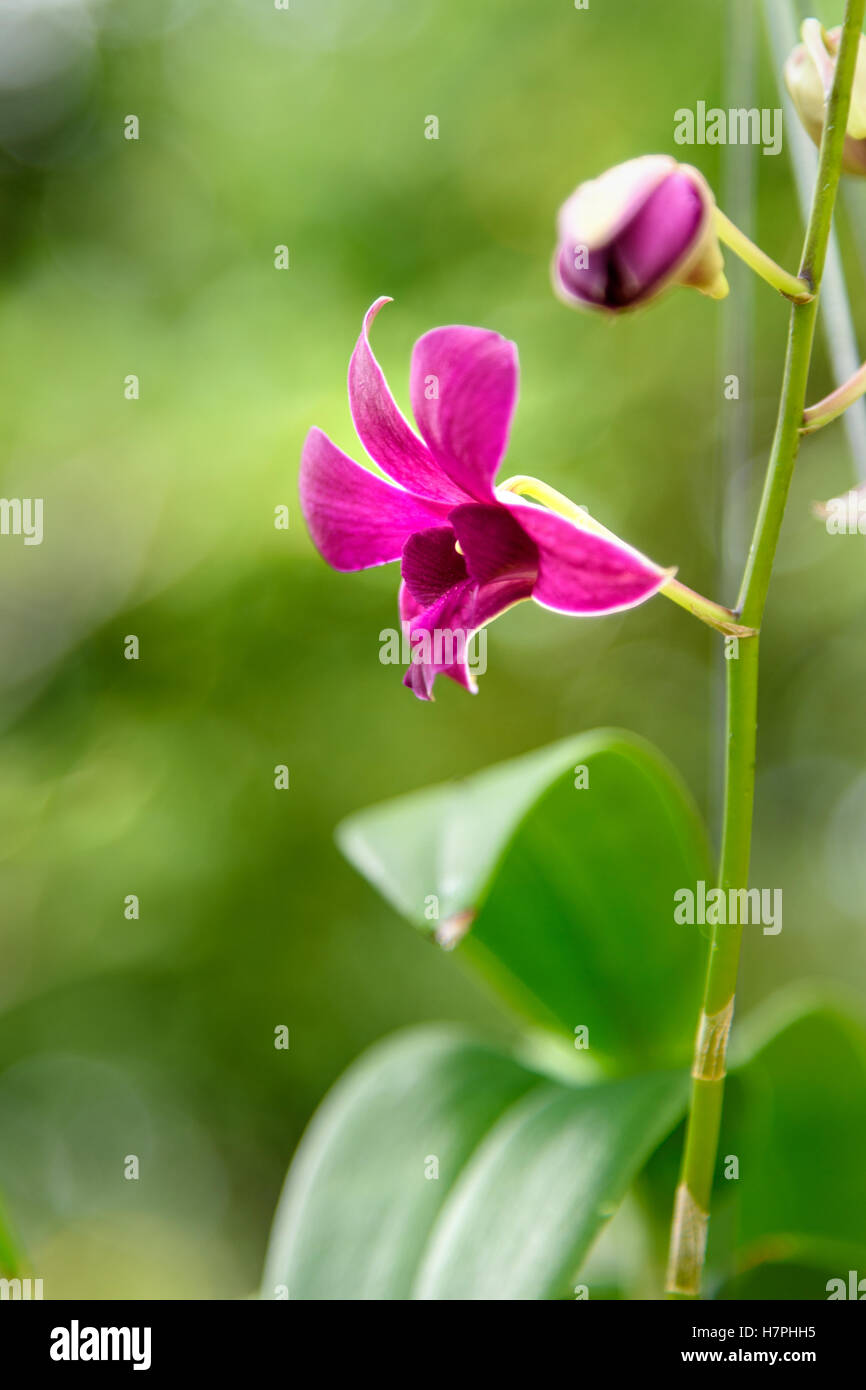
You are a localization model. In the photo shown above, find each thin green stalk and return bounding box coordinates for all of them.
[714,208,813,302]
[803,357,866,431]
[764,0,866,483]
[665,0,866,1299]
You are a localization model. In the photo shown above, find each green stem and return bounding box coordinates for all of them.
[764,0,866,482]
[660,579,755,639]
[802,357,866,431]
[665,0,866,1299]
[713,207,814,302]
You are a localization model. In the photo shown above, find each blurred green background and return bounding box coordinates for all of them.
[0,0,864,1298]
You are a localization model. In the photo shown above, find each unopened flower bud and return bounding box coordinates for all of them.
[784,20,866,175]
[552,155,728,314]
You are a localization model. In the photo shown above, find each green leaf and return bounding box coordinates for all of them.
[262,1026,687,1300]
[336,734,612,928]
[726,989,866,1293]
[413,1066,687,1299]
[338,731,710,1068]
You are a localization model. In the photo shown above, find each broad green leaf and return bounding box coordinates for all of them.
[262,1026,687,1300]
[336,733,612,928]
[338,731,710,1068]
[262,1028,534,1301]
[413,1065,687,1299]
[724,990,866,1295]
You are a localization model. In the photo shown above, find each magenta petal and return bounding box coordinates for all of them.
[449,502,539,587]
[400,578,470,695]
[398,578,422,626]
[403,567,534,701]
[348,299,467,505]
[401,503,536,698]
[504,499,667,613]
[402,578,477,700]
[409,325,518,502]
[403,642,476,700]
[299,427,450,571]
[614,172,704,300]
[400,579,471,694]
[401,526,468,606]
[400,577,472,693]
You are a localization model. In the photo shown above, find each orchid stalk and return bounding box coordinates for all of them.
[713,207,814,301]
[665,0,866,1298]
[802,355,866,430]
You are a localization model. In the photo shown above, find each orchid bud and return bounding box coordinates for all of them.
[784,21,866,175]
[552,155,728,314]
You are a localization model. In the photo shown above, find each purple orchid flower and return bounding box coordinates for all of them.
[299,297,669,700]
[553,155,728,313]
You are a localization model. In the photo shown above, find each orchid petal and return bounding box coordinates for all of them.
[409,326,518,501]
[556,155,676,251]
[402,567,534,701]
[504,498,667,614]
[449,502,539,587]
[400,506,537,698]
[401,526,468,607]
[612,172,705,301]
[299,427,449,572]
[398,579,422,627]
[348,298,467,505]
[399,577,474,698]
